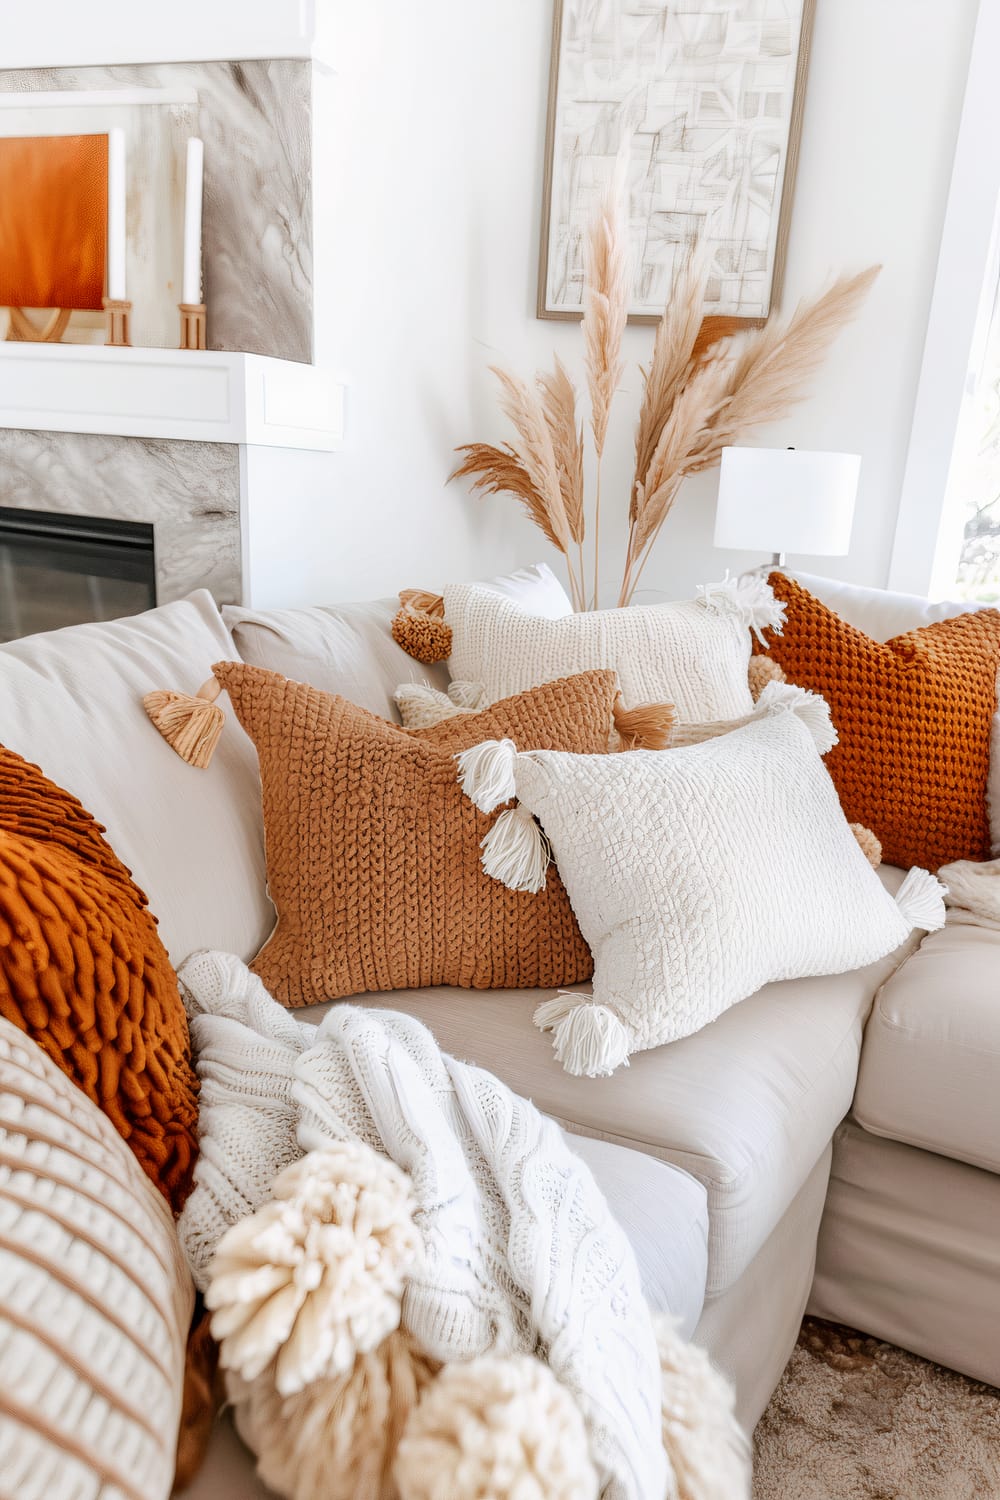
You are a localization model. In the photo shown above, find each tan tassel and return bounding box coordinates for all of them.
[391,590,452,664]
[143,675,224,769]
[612,696,675,750]
[748,655,786,702]
[850,823,883,868]
[398,588,445,617]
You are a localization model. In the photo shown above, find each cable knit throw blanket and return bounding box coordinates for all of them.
[177,951,743,1500]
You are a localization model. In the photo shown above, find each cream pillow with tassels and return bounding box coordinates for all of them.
[457,683,947,1078]
[441,574,782,719]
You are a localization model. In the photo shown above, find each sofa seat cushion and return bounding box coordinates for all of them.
[302,867,919,1297]
[569,1134,708,1337]
[0,591,272,966]
[854,920,1000,1172]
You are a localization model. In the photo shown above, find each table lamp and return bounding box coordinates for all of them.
[713,447,861,570]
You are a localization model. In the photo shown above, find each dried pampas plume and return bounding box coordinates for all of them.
[452,163,877,609]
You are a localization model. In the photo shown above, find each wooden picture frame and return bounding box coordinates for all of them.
[538,0,815,326]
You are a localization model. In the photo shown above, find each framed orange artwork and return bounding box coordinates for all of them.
[0,133,108,339]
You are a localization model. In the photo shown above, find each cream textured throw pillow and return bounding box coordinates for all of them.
[0,1018,194,1500]
[458,685,947,1077]
[443,575,782,719]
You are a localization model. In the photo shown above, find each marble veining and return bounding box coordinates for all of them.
[0,429,241,604]
[0,60,312,362]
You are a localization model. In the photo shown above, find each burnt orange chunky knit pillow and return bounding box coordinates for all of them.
[757,574,1000,869]
[0,745,199,1212]
[212,661,634,1006]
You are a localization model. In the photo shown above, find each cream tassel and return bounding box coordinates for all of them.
[698,572,786,642]
[455,738,519,813]
[480,805,550,892]
[143,674,224,769]
[756,680,838,755]
[894,867,947,933]
[542,998,631,1078]
[533,992,586,1032]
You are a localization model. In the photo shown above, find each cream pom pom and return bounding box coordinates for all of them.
[229,1329,440,1500]
[748,654,786,702]
[655,1315,751,1500]
[394,1354,599,1500]
[206,1144,421,1396]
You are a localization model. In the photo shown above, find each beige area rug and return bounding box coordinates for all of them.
[753,1319,1000,1500]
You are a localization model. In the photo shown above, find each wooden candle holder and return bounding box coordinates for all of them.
[179,302,206,351]
[103,297,132,347]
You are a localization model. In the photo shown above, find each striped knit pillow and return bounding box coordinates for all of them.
[0,1018,193,1500]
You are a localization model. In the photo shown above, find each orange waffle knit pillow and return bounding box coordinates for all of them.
[757,574,1000,869]
[212,662,635,1006]
[0,745,198,1212]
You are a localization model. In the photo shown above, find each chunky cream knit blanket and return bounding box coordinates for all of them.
[177,951,668,1500]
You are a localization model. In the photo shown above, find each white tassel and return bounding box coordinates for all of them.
[394,681,459,728]
[448,681,488,712]
[546,1000,631,1078]
[894,867,947,933]
[756,680,838,755]
[480,805,550,892]
[698,571,786,642]
[533,991,586,1032]
[456,738,519,813]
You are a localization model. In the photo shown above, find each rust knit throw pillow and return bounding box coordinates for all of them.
[0,745,199,1212]
[212,661,630,1006]
[757,574,1000,869]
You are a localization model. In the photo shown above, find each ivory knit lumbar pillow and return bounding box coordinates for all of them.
[441,574,783,719]
[213,662,666,1006]
[458,684,947,1077]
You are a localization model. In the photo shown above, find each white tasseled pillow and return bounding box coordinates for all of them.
[442,576,782,720]
[0,1019,194,1500]
[457,685,946,1078]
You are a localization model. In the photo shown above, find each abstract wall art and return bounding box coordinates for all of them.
[539,0,814,324]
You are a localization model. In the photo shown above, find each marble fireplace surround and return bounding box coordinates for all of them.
[0,429,242,605]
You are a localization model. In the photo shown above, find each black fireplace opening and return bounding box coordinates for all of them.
[0,507,156,642]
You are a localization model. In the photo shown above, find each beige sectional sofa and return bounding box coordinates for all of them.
[0,581,995,1497]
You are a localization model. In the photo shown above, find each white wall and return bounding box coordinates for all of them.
[314,0,978,605]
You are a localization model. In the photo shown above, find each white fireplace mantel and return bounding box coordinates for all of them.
[0,343,344,452]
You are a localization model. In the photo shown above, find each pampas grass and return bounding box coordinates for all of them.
[583,169,629,606]
[452,177,878,610]
[619,265,880,604]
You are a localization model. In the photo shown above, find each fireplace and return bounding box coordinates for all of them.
[0,505,155,641]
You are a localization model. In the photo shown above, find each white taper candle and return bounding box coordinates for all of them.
[107,127,127,301]
[182,137,204,306]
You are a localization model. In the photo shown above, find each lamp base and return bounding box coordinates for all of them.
[179,302,206,350]
[747,553,787,577]
[103,297,132,347]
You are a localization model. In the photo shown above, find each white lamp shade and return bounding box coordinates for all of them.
[713,447,861,557]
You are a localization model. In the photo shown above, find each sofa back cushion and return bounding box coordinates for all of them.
[224,598,450,721]
[0,591,271,965]
[0,1018,194,1500]
[791,570,992,639]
